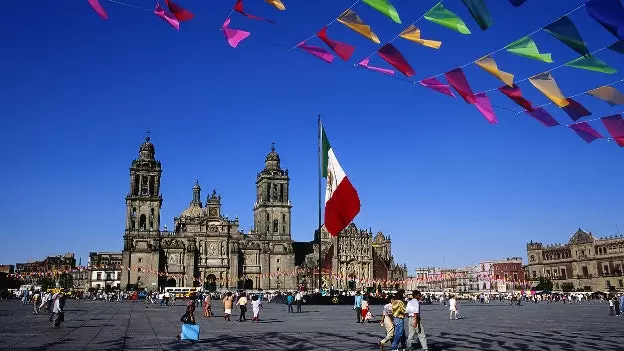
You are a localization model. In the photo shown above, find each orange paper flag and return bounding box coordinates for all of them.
[528,72,569,107]
[337,9,380,44]
[474,55,514,86]
[399,25,442,49]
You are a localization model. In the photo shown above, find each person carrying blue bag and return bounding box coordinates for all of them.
[178,300,199,341]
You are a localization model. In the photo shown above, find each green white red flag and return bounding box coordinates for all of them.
[322,123,360,236]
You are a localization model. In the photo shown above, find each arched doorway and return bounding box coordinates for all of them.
[244,278,253,290]
[205,274,217,292]
[348,274,356,291]
[166,278,176,287]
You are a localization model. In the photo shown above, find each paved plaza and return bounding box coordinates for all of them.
[0,299,622,350]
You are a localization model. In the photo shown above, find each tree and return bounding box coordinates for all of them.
[39,277,56,291]
[534,277,553,291]
[561,282,574,292]
[58,273,73,289]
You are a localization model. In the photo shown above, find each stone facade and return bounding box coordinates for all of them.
[120,138,406,292]
[526,229,624,292]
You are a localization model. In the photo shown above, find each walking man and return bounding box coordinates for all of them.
[354,291,363,323]
[406,290,428,350]
[295,291,303,313]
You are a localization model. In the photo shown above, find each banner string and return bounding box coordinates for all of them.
[104,0,151,12]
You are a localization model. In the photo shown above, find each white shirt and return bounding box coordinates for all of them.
[382,303,392,316]
[406,299,420,317]
[295,292,302,301]
[449,298,457,310]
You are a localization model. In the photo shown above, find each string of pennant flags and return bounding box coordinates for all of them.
[84,0,624,147]
[8,264,533,288]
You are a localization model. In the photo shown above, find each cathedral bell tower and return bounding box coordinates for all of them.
[121,136,163,290]
[253,144,292,240]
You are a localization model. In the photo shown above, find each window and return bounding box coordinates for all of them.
[132,207,137,217]
[140,214,147,230]
[560,269,566,279]
[604,265,610,275]
[96,272,102,280]
[273,219,279,233]
[131,219,136,230]
[138,258,143,263]
[619,280,623,288]
[582,266,589,277]
[137,276,141,282]
[532,271,537,278]
[277,259,280,263]
[530,255,535,262]
[266,213,270,221]
[277,267,280,272]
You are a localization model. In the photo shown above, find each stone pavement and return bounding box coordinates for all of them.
[0,299,622,350]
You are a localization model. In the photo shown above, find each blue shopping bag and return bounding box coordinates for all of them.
[181,323,200,341]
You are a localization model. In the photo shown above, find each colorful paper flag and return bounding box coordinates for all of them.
[317,27,355,61]
[419,77,455,97]
[222,18,250,48]
[265,0,285,11]
[506,37,553,63]
[508,0,527,6]
[609,40,624,54]
[234,0,275,23]
[461,0,493,31]
[569,122,603,143]
[586,0,624,41]
[154,3,180,30]
[601,114,624,146]
[472,92,498,124]
[528,72,569,107]
[525,108,560,127]
[399,25,442,49]
[543,16,589,57]
[588,86,624,106]
[445,68,476,103]
[424,2,471,34]
[377,44,415,77]
[358,58,395,76]
[88,0,108,20]
[165,0,193,21]
[362,0,401,24]
[297,41,334,63]
[498,84,535,111]
[562,98,591,121]
[474,56,514,86]
[337,10,380,44]
[565,55,617,74]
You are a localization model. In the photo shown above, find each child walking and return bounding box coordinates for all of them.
[251,295,262,323]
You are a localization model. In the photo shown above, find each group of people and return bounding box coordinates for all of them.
[20,289,67,328]
[376,290,429,351]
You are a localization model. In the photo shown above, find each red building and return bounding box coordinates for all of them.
[492,257,525,288]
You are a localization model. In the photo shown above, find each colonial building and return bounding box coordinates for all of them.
[88,252,122,291]
[15,253,76,284]
[120,137,406,292]
[527,229,624,292]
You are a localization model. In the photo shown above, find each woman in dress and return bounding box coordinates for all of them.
[203,293,212,317]
[361,296,369,323]
[251,295,261,323]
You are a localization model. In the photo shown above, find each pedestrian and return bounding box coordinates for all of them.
[361,295,369,324]
[406,290,428,350]
[390,291,407,351]
[178,300,198,341]
[614,297,621,317]
[223,292,233,321]
[286,292,294,313]
[449,295,458,320]
[609,298,615,316]
[379,296,394,350]
[251,295,261,323]
[237,293,248,322]
[32,291,40,315]
[295,291,303,313]
[203,293,212,317]
[52,293,66,329]
[354,291,363,323]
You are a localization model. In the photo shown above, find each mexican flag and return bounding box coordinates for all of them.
[322,123,360,236]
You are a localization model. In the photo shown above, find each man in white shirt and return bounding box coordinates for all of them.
[406,290,428,350]
[295,291,303,313]
[449,295,458,320]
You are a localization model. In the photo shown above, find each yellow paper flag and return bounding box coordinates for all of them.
[528,72,570,108]
[265,0,285,10]
[337,9,380,44]
[587,86,624,106]
[474,55,514,86]
[399,25,442,49]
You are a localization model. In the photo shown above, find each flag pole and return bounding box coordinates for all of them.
[317,114,323,293]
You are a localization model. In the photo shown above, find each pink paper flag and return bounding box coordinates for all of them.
[445,68,477,104]
[419,77,455,97]
[569,122,603,143]
[155,3,180,30]
[472,92,498,125]
[222,18,250,48]
[297,41,334,63]
[377,43,415,77]
[88,0,108,20]
[317,27,355,61]
[601,114,624,146]
[358,58,395,76]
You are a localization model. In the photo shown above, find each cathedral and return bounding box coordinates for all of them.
[120,137,407,292]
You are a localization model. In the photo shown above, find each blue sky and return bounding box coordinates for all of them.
[1,0,623,272]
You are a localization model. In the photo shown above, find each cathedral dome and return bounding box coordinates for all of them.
[181,204,204,218]
[265,143,281,170]
[139,136,155,160]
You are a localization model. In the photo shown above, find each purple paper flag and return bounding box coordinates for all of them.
[601,114,624,146]
[222,18,250,48]
[155,2,180,30]
[88,0,108,20]
[419,77,455,98]
[586,0,624,40]
[562,98,592,121]
[297,41,335,63]
[472,92,498,125]
[569,122,604,143]
[358,58,395,76]
[525,108,559,127]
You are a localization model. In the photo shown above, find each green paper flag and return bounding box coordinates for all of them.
[363,0,401,24]
[543,16,589,57]
[565,55,618,74]
[424,2,471,34]
[461,0,493,31]
[506,36,553,63]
